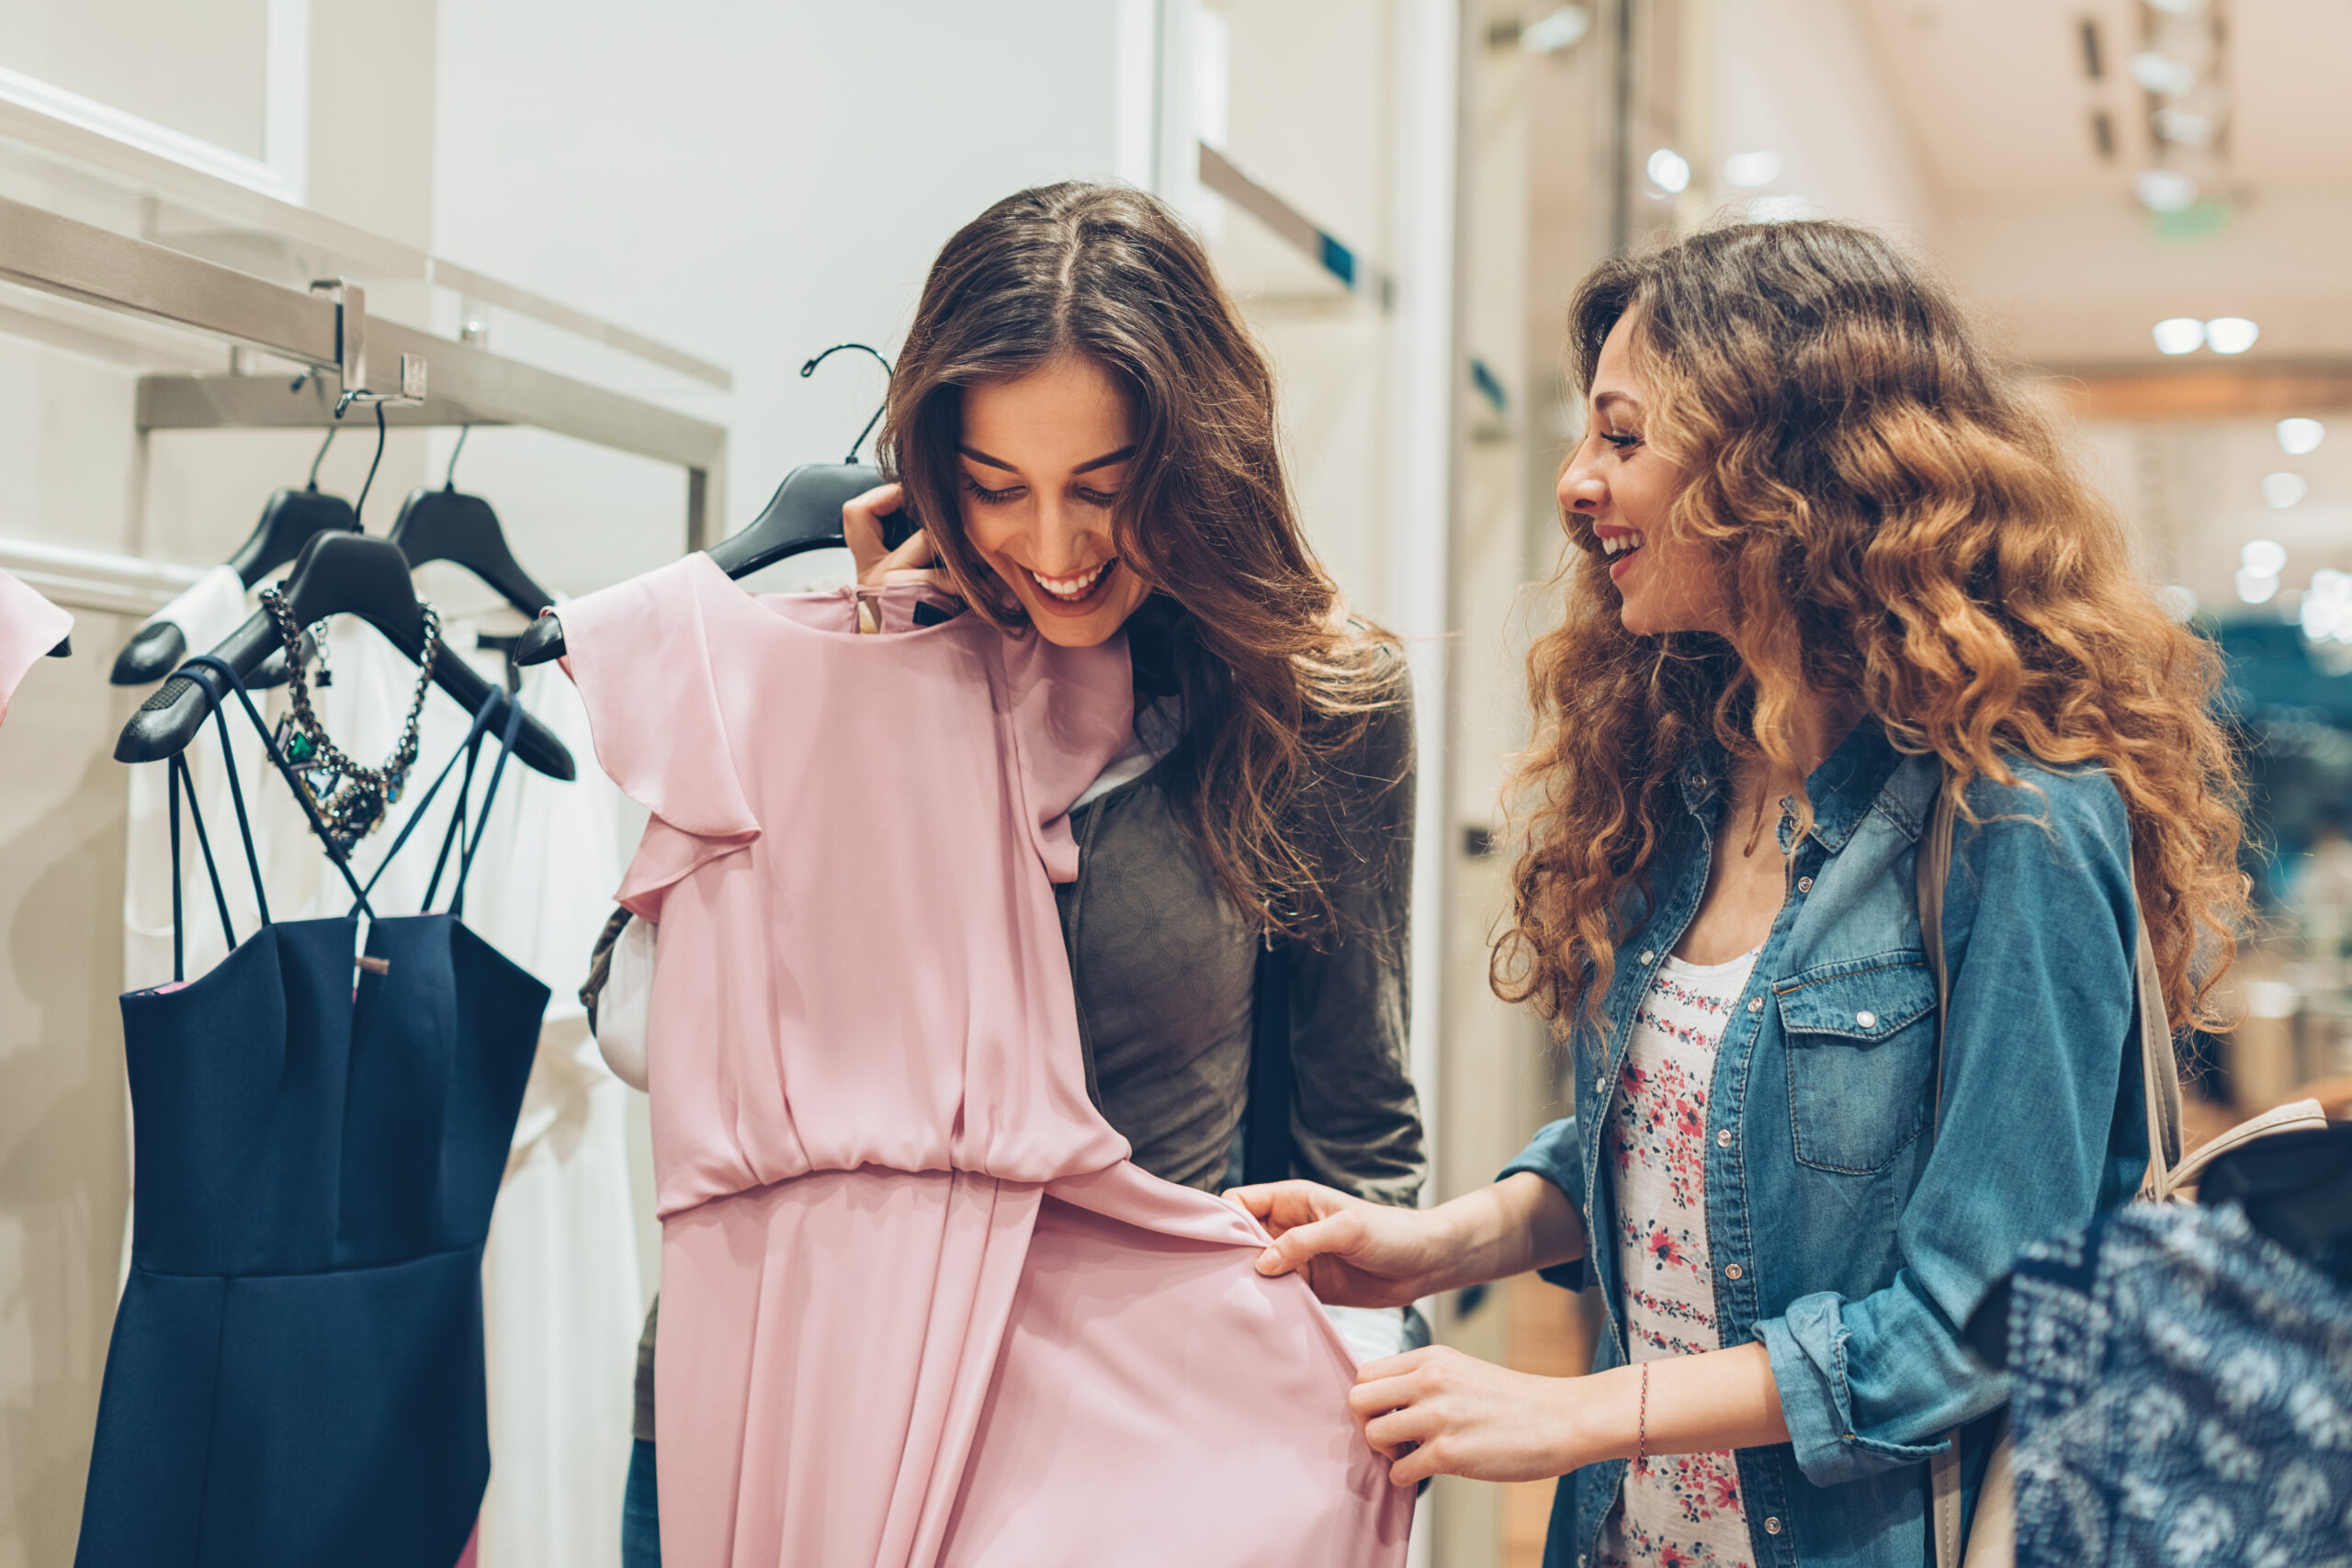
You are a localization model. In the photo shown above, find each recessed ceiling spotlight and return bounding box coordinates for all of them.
[2206,317,2259,355]
[2134,168,2199,212]
[2153,318,2206,354]
[1722,151,1781,187]
[2130,51,2198,96]
[2278,418,2326,456]
[2243,539,2289,576]
[1521,6,1593,53]
[1646,148,1691,195]
[2146,0,2206,16]
[2237,569,2280,605]
[2263,472,2309,509]
[1745,194,1818,222]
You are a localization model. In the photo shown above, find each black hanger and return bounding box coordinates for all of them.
[111,421,360,685]
[116,531,575,781]
[512,462,917,666]
[388,427,559,619]
[48,636,70,657]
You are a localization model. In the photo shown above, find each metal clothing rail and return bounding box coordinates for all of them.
[0,194,728,547]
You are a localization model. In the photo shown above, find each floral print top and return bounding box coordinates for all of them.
[1598,950,1760,1568]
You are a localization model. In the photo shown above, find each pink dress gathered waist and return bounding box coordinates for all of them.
[560,554,1411,1568]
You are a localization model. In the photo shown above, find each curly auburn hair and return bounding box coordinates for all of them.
[883,182,1401,942]
[1493,219,2247,1036]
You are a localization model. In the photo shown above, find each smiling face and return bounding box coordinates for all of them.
[955,354,1154,648]
[1557,311,1731,637]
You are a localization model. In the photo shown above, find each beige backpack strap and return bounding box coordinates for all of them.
[2133,918,2187,1201]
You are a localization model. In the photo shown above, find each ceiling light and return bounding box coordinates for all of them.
[2130,51,2198,96]
[1521,6,1593,53]
[2153,317,2205,355]
[2263,472,2309,508]
[2146,0,2207,16]
[1722,151,1781,187]
[2238,569,2280,605]
[2152,107,2214,147]
[2206,317,2259,355]
[2135,169,2199,212]
[1647,148,1690,195]
[2243,539,2289,576]
[2278,418,2326,456]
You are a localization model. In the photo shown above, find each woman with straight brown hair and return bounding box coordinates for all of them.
[1235,219,2247,1568]
[607,180,1425,1565]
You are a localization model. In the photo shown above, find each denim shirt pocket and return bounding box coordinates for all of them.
[1773,951,1939,1175]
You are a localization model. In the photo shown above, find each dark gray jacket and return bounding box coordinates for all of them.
[601,682,1428,1440]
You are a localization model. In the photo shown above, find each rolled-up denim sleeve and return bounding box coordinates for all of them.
[1753,768,2140,1486]
[1499,1115,1591,1291]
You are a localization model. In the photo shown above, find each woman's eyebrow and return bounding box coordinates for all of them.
[957,444,1021,473]
[1072,446,1136,475]
[1592,389,1642,419]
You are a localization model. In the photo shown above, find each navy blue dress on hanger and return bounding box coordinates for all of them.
[76,656,547,1568]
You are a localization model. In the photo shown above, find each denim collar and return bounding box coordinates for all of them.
[1675,716,1912,854]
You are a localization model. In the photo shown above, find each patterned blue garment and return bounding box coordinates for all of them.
[2007,1201,2352,1568]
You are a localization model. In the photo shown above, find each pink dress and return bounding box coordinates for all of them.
[0,567,72,728]
[560,554,1411,1568]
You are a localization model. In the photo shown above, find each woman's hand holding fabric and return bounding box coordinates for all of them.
[1225,1180,1460,1308]
[1350,1346,1590,1486]
[1227,1171,1589,1310]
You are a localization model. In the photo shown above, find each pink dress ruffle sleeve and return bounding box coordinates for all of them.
[560,555,1410,1568]
[0,568,72,728]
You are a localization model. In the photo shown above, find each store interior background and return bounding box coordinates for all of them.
[0,2,2345,1565]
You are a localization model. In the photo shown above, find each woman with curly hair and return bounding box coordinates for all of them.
[1233,219,2245,1568]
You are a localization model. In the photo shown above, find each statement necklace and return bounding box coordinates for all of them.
[260,585,440,858]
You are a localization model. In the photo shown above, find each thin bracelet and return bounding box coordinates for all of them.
[1635,1362,1650,1467]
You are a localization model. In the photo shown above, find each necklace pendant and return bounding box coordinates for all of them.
[286,730,317,764]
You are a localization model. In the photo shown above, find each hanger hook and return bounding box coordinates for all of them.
[355,401,389,525]
[799,343,896,464]
[446,424,471,491]
[306,423,339,491]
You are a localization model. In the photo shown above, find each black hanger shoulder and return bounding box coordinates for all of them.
[117,532,574,781]
[516,463,911,668]
[110,487,358,685]
[389,487,557,619]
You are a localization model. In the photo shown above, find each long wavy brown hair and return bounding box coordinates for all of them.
[1494,220,2247,1035]
[883,181,1399,941]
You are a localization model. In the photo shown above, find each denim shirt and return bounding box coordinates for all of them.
[1502,720,2154,1568]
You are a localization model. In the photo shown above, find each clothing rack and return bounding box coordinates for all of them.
[0,194,729,547]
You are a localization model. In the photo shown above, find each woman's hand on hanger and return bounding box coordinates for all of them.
[842,483,951,592]
[1226,1172,1587,1309]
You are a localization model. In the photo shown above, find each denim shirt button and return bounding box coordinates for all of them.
[1640,950,1656,964]
[1724,1262,1744,1280]
[1747,997,1764,1013]
[1765,1517,1782,1535]
[1856,1010,1877,1028]
[1796,875,1815,893]
[1716,1128,1733,1148]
